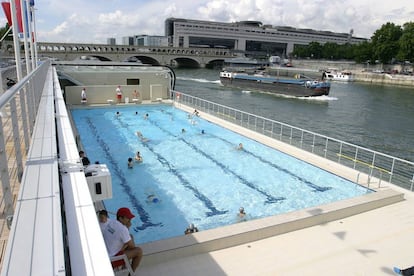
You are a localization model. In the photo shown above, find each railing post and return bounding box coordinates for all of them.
[389,159,395,184]
[311,135,315,153]
[353,148,359,169]
[338,143,343,162]
[369,153,376,183]
[18,86,30,153]
[300,130,304,148]
[271,122,274,139]
[9,98,24,181]
[0,118,14,216]
[279,124,283,141]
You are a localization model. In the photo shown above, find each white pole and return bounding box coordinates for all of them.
[10,0,23,81]
[31,5,38,66]
[28,2,35,69]
[20,0,31,74]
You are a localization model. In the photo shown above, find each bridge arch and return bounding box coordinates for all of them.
[171,57,201,68]
[125,55,160,65]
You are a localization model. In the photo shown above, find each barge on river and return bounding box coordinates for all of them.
[219,71,330,97]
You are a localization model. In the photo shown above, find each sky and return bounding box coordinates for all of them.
[1,0,414,44]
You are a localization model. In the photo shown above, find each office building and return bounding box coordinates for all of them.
[165,18,367,57]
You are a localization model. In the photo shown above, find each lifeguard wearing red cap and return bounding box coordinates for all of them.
[117,207,135,219]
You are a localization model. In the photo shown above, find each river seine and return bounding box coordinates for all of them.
[174,68,414,162]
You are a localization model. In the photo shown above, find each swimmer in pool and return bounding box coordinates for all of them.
[237,207,247,222]
[184,223,199,235]
[127,157,134,168]
[136,131,149,142]
[236,143,244,150]
[146,194,159,203]
[135,151,143,163]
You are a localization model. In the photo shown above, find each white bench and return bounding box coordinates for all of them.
[107,99,114,104]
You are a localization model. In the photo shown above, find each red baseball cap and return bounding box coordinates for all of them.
[117,207,135,219]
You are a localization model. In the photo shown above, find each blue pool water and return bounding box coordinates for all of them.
[71,105,372,244]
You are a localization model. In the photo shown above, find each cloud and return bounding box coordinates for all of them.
[28,0,414,43]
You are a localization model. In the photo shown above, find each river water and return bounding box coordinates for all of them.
[174,68,414,162]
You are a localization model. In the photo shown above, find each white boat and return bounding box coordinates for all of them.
[323,69,354,82]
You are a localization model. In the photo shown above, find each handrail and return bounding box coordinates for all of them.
[172,90,414,191]
[0,60,113,275]
[0,60,50,217]
[1,61,66,275]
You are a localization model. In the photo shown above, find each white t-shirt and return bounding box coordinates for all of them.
[99,218,110,232]
[102,219,131,256]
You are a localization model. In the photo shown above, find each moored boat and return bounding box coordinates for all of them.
[323,69,354,82]
[219,71,330,97]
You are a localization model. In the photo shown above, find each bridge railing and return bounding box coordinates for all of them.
[33,41,234,57]
[173,91,414,191]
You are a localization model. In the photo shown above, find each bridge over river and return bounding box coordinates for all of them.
[2,41,235,68]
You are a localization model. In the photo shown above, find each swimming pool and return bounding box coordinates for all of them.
[71,105,372,244]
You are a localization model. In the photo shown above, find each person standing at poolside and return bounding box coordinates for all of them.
[116,85,123,103]
[102,207,143,273]
[81,88,87,103]
[132,89,140,100]
[79,150,90,166]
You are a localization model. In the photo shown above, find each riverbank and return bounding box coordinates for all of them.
[291,59,414,87]
[353,71,414,86]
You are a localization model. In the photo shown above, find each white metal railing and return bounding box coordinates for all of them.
[0,60,50,217]
[0,61,113,275]
[173,91,414,191]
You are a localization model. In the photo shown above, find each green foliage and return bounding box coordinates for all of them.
[397,22,414,62]
[0,23,12,41]
[291,21,414,64]
[371,22,402,63]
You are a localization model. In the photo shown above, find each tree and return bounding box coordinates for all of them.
[307,42,323,59]
[397,22,414,62]
[370,22,402,64]
[353,41,373,63]
[0,23,12,42]
[321,42,338,59]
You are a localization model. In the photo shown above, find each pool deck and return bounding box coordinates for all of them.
[138,188,413,276]
[136,103,414,276]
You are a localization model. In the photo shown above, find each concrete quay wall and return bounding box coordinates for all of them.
[353,72,414,86]
[291,59,414,87]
